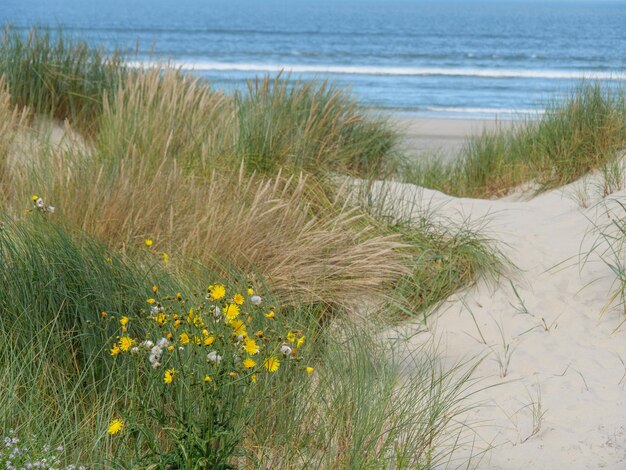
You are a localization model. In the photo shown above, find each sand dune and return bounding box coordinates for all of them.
[379,171,626,468]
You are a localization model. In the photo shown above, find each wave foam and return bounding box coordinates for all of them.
[128,60,626,80]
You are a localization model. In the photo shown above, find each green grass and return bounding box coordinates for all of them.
[404,82,626,198]
[0,27,124,135]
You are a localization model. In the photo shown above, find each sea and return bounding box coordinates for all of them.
[2,0,626,120]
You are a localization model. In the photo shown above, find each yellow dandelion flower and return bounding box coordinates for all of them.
[243,338,260,355]
[204,374,212,383]
[118,336,133,352]
[247,288,254,296]
[167,345,175,351]
[202,329,209,336]
[101,311,108,318]
[107,418,124,435]
[251,374,257,383]
[306,366,314,375]
[164,368,175,384]
[264,357,280,373]
[203,336,215,346]
[119,316,129,326]
[162,252,169,264]
[286,331,296,343]
[152,284,158,293]
[233,293,245,305]
[224,303,240,321]
[179,332,190,345]
[145,239,153,247]
[110,344,121,356]
[255,330,264,338]
[173,319,181,330]
[208,283,226,301]
[243,358,256,369]
[166,332,173,340]
[155,313,167,325]
[147,298,156,305]
[297,335,306,348]
[31,195,39,202]
[264,311,275,320]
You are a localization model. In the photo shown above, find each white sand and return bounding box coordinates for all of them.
[378,172,626,468]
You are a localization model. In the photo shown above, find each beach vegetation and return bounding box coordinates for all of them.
[405,82,626,198]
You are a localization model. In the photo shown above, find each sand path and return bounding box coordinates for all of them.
[381,179,626,469]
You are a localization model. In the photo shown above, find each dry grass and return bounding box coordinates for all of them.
[0,78,28,197]
[17,144,409,310]
[97,68,231,169]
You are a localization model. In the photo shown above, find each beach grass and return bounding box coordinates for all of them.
[405,82,626,198]
[0,27,123,135]
[0,26,509,468]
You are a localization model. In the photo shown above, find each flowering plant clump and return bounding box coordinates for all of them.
[1,431,85,470]
[103,282,311,467]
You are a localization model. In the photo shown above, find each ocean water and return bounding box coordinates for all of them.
[2,0,626,119]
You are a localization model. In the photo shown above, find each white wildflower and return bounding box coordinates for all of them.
[280,345,292,356]
[250,295,262,306]
[207,350,222,364]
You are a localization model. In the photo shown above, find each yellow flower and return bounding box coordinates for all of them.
[107,418,124,435]
[264,311,275,320]
[145,239,153,247]
[162,252,169,264]
[31,195,39,202]
[173,319,181,330]
[297,336,306,348]
[167,345,175,351]
[147,298,156,305]
[179,332,190,345]
[233,293,245,305]
[247,288,254,296]
[243,358,256,369]
[224,303,240,321]
[118,336,133,352]
[243,338,260,355]
[204,374,212,383]
[251,374,257,383]
[119,316,129,326]
[155,313,167,325]
[208,283,226,301]
[176,292,182,301]
[230,319,246,335]
[306,366,314,375]
[110,344,121,356]
[101,311,108,318]
[286,331,296,343]
[203,336,215,346]
[264,357,280,373]
[152,284,158,293]
[164,368,175,384]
